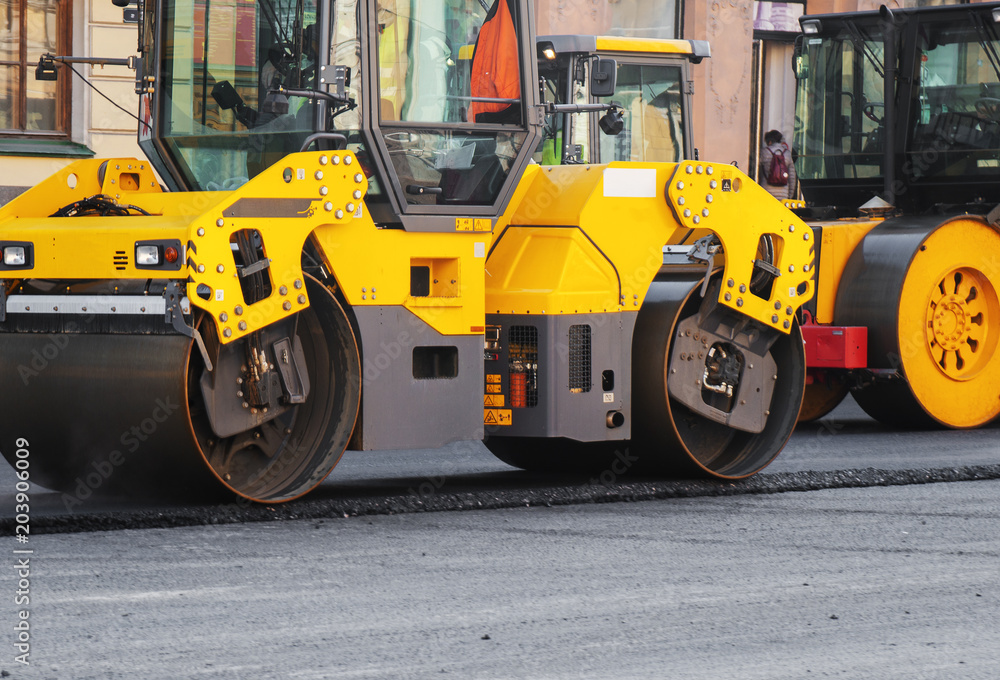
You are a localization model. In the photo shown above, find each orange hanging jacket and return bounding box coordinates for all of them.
[469,0,520,123]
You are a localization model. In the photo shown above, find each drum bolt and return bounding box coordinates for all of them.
[706,194,713,203]
[237,377,243,384]
[765,410,771,416]
[683,209,691,218]
[219,312,228,322]
[680,353,687,360]
[354,190,362,200]
[235,305,243,315]
[315,170,324,180]
[223,328,232,338]
[773,375,778,380]
[111,307,116,312]
[53,306,58,311]
[740,400,746,405]
[279,286,288,295]
[803,232,810,241]
[702,209,709,217]
[355,173,364,183]
[332,156,341,165]
[727,279,734,287]
[347,203,355,212]
[216,218,224,227]
[789,225,795,232]
[696,165,704,174]
[685,330,692,336]
[698,352,704,359]
[345,156,353,165]
[749,363,754,369]
[784,320,790,329]
[298,295,306,304]
[676,181,685,190]
[706,166,714,175]
[671,368,677,374]
[710,180,718,189]
[693,215,701,224]
[693,333,700,340]
[788,264,795,272]
[217,265,225,273]
[686,165,694,174]
[739,284,747,293]
[319,155,328,165]
[804,264,811,272]
[320,186,328,196]
[786,307,793,315]
[238,321,247,331]
[237,391,244,398]
[225,474,231,481]
[254,432,261,439]
[335,209,344,219]
[294,279,303,289]
[251,407,258,414]
[242,402,249,409]
[737,298,744,307]
[678,197,686,205]
[198,265,205,273]
[197,228,205,236]
[774,301,781,310]
[324,202,333,212]
[772,315,779,323]
[283,301,292,311]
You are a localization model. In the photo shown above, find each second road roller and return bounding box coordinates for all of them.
[0,0,814,502]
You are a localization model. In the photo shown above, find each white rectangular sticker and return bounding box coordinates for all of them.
[474,242,486,258]
[215,289,225,302]
[603,168,657,198]
[603,392,614,403]
[297,168,306,181]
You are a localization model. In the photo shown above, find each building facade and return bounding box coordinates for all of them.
[0,0,982,202]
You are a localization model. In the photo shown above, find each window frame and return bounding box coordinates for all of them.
[0,0,73,140]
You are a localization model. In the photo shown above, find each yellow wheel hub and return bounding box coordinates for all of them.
[924,267,995,379]
[899,218,1000,427]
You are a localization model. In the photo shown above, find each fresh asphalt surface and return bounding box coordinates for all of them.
[2,396,999,678]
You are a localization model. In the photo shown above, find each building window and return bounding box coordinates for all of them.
[0,0,71,136]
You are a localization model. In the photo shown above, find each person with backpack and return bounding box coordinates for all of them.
[759,129,797,200]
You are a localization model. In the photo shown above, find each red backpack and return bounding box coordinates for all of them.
[766,147,789,187]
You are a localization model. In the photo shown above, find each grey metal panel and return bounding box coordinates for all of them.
[352,306,483,450]
[486,312,636,441]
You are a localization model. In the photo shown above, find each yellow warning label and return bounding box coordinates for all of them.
[474,218,492,232]
[484,394,505,407]
[486,383,501,393]
[455,218,473,231]
[486,374,501,384]
[484,409,512,426]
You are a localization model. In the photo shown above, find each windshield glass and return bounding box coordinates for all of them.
[793,22,885,182]
[600,62,684,163]
[907,16,1000,182]
[159,0,321,190]
[374,0,528,207]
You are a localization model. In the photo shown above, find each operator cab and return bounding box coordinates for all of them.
[794,3,1000,213]
[535,35,706,165]
[140,0,540,228]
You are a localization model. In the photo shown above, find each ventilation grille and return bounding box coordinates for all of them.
[508,325,538,408]
[568,324,592,393]
[113,251,129,270]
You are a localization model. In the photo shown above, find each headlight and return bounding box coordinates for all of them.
[135,244,160,266]
[3,246,25,266]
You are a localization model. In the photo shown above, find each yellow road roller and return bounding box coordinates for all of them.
[0,0,814,502]
[792,3,1000,427]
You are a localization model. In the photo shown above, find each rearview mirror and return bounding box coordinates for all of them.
[591,58,617,98]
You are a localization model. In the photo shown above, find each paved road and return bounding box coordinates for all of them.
[2,396,999,529]
[4,480,998,679]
